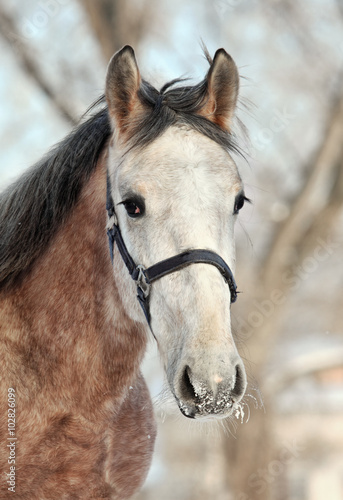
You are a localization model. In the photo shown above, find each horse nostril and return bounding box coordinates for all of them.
[232,363,246,400]
[180,365,196,402]
[177,359,247,416]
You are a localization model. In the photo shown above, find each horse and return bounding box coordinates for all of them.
[0,45,249,499]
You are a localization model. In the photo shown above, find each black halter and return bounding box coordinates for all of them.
[106,175,238,326]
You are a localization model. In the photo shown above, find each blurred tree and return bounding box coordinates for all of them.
[223,79,343,500]
[0,5,77,125]
[265,91,343,287]
[80,0,156,60]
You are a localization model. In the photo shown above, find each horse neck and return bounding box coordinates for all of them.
[3,156,147,412]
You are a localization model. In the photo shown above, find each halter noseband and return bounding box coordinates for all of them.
[106,175,238,326]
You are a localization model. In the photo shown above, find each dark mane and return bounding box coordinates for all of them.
[0,69,242,291]
[135,77,242,155]
[0,107,111,290]
[97,74,242,155]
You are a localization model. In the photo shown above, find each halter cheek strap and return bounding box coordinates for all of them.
[106,175,238,327]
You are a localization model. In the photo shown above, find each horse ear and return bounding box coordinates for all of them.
[105,45,144,137]
[199,49,239,131]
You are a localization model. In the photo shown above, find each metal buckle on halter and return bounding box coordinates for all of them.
[135,265,151,299]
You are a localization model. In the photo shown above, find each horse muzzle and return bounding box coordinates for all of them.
[173,354,247,419]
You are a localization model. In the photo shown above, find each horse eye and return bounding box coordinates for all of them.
[122,199,145,218]
[234,194,249,215]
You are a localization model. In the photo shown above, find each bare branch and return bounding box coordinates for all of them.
[0,6,77,126]
[263,91,343,289]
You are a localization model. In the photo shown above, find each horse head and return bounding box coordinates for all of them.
[105,46,247,420]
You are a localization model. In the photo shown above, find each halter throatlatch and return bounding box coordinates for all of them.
[106,174,238,326]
